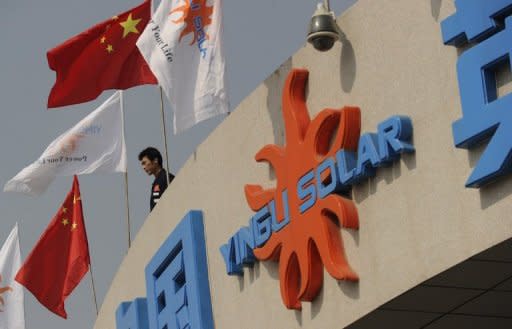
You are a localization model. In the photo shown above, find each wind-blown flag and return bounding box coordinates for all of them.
[0,224,25,329]
[4,91,126,196]
[137,0,229,133]
[15,176,90,319]
[47,0,157,108]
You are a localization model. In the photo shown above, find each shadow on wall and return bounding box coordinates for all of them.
[353,150,417,204]
[236,259,278,293]
[264,58,292,148]
[237,261,261,291]
[339,32,357,93]
[479,176,512,209]
[305,279,361,320]
[260,260,280,280]
[264,58,292,181]
[310,268,360,320]
[294,308,302,326]
[431,0,442,21]
[463,143,512,209]
[311,285,325,319]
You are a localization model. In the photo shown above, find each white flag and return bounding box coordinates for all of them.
[137,0,229,133]
[0,224,25,329]
[4,91,126,196]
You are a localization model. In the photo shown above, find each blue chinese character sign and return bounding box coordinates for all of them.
[116,210,214,329]
[442,0,512,187]
[116,298,149,329]
[145,210,213,329]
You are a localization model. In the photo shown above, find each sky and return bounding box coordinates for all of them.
[0,0,356,328]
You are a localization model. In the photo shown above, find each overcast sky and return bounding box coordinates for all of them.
[0,0,355,328]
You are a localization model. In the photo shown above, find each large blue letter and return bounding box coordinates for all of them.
[297,170,316,213]
[377,116,415,163]
[145,210,214,329]
[335,150,357,186]
[268,190,291,232]
[444,16,512,187]
[442,0,512,46]
[251,206,272,247]
[220,236,243,275]
[355,133,380,179]
[316,158,338,198]
[116,298,149,329]
[235,226,256,265]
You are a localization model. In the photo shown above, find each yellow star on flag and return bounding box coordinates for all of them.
[62,218,69,226]
[100,36,106,44]
[71,222,78,231]
[62,207,67,213]
[112,15,119,21]
[119,13,141,38]
[106,44,114,53]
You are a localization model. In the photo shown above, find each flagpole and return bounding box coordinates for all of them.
[159,87,171,185]
[89,266,99,315]
[120,91,132,249]
[124,172,131,248]
[16,222,27,327]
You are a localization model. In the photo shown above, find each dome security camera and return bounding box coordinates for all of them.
[307,2,341,52]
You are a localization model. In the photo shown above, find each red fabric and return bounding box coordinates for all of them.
[15,176,90,319]
[47,0,157,108]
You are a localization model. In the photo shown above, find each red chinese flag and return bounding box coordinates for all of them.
[15,176,90,318]
[47,0,157,108]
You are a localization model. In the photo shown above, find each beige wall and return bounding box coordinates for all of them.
[94,0,512,328]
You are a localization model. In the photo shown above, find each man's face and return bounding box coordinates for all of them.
[140,156,159,176]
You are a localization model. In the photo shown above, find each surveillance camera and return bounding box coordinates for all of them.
[307,3,341,52]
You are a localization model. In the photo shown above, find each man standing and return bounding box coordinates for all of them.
[138,147,174,211]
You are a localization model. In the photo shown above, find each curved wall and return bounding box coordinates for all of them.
[95,0,512,328]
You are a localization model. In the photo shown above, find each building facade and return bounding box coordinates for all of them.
[94,1,512,328]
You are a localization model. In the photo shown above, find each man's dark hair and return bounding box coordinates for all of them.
[138,147,163,167]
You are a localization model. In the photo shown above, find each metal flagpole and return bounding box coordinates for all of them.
[16,222,27,326]
[159,87,171,185]
[120,91,132,249]
[72,176,99,316]
[123,172,131,248]
[89,266,99,315]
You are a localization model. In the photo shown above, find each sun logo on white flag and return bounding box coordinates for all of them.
[0,274,12,311]
[169,0,213,44]
[169,0,213,57]
[60,133,84,154]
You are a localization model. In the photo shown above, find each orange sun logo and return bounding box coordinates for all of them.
[169,0,213,45]
[244,69,361,309]
[55,133,84,156]
[0,275,12,312]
